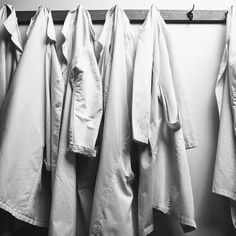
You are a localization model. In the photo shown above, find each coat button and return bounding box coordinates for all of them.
[55,103,61,108]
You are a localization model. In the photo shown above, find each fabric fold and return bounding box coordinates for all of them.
[89,5,137,236]
[3,5,23,53]
[132,5,196,234]
[213,5,236,230]
[49,5,102,236]
[0,6,63,227]
[0,4,22,111]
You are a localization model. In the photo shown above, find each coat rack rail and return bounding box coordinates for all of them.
[16,9,227,24]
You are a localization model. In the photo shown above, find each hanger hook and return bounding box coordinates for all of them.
[187,4,195,21]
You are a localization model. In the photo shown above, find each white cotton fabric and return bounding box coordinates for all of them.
[132,5,197,234]
[213,5,236,229]
[0,6,63,227]
[0,4,22,111]
[89,5,137,236]
[49,5,103,236]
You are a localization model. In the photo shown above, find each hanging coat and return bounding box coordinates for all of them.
[132,5,197,234]
[0,4,22,111]
[0,4,22,234]
[49,5,103,236]
[0,6,64,227]
[89,5,137,236]
[213,5,236,229]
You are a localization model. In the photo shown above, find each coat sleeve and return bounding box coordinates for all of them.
[155,25,181,132]
[159,18,198,148]
[68,46,103,157]
[132,27,154,144]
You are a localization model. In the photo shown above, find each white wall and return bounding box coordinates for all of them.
[1,0,236,235]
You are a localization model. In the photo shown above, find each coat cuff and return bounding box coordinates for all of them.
[68,143,97,157]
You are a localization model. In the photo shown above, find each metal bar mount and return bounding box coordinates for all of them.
[16,9,228,24]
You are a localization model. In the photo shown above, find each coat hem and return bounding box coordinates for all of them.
[153,204,197,232]
[0,199,48,227]
[212,186,236,201]
[143,224,154,236]
[132,135,148,145]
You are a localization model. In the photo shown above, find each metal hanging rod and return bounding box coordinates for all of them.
[15,9,227,24]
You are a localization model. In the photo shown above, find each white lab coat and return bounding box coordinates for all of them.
[0,6,63,227]
[213,5,236,229]
[49,5,103,236]
[89,5,137,236]
[132,5,197,234]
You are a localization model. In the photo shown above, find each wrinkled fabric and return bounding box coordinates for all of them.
[159,16,197,149]
[89,6,137,236]
[213,5,236,229]
[0,6,62,227]
[132,5,196,234]
[49,5,102,236]
[0,4,22,111]
[0,5,21,235]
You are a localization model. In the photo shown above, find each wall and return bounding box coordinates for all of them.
[0,0,235,10]
[0,0,236,235]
